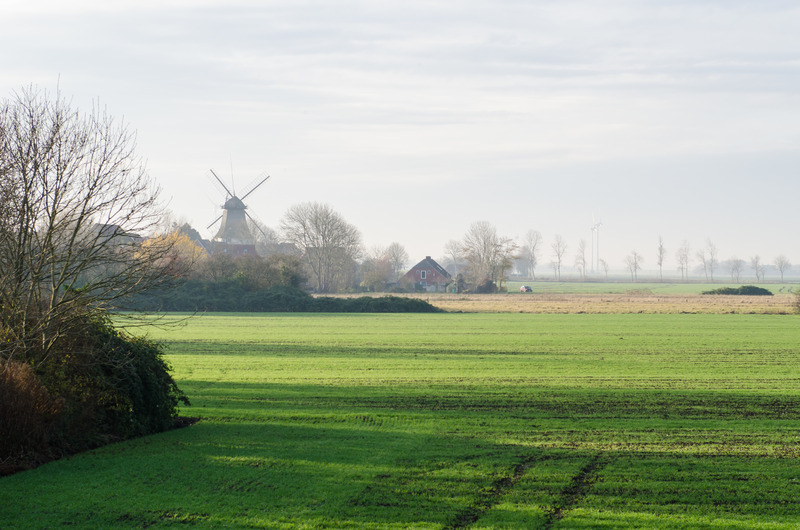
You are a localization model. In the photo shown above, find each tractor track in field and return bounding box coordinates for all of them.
[542,454,608,529]
[445,454,540,529]
[446,453,609,529]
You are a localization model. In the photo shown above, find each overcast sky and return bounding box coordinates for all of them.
[3,0,799,275]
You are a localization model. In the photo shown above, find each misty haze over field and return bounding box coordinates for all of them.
[3,1,798,273]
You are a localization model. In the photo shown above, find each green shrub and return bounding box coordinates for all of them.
[245,285,313,312]
[39,315,189,452]
[128,284,441,313]
[702,285,773,296]
[309,295,438,313]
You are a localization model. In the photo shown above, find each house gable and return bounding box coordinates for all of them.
[401,256,452,292]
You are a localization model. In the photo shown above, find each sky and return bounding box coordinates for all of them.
[2,0,799,276]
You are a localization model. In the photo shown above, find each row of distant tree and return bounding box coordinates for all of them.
[438,227,794,285]
[166,212,795,296]
[165,203,413,294]
[171,213,514,294]
[505,231,793,283]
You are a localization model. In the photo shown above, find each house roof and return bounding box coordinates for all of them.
[407,256,451,279]
[92,223,142,242]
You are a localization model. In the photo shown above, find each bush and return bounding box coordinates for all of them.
[39,315,189,452]
[128,283,441,313]
[0,361,63,472]
[313,295,442,313]
[702,286,773,296]
[245,285,313,312]
[474,279,498,294]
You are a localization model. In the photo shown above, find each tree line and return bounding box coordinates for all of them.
[451,229,793,286]
[610,237,791,283]
[157,205,410,295]
[163,210,796,298]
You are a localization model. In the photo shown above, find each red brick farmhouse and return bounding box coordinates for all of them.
[400,256,452,292]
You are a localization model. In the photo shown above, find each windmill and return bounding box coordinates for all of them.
[207,169,270,250]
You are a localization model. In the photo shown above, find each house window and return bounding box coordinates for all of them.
[420,270,427,280]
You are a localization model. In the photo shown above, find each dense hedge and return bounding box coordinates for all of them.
[129,283,442,313]
[701,285,773,296]
[1,314,188,473]
[43,316,189,444]
[313,293,442,313]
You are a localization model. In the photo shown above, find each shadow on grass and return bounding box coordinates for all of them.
[1,417,554,528]
[184,379,800,421]
[5,380,800,528]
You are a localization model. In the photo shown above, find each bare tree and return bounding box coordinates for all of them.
[443,239,463,277]
[196,251,235,282]
[706,239,718,281]
[551,235,567,281]
[461,221,517,290]
[359,242,407,289]
[656,236,667,282]
[676,241,691,281]
[0,87,178,366]
[280,202,362,293]
[495,240,518,291]
[750,255,764,282]
[696,249,709,281]
[598,258,609,280]
[774,255,792,282]
[359,246,393,292]
[385,242,408,280]
[462,221,495,283]
[574,239,587,280]
[520,229,542,280]
[247,218,281,256]
[727,257,744,282]
[624,251,643,282]
[695,240,717,282]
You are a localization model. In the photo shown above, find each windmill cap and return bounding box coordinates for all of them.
[223,196,246,209]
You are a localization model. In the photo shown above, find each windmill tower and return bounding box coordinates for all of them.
[207,169,270,255]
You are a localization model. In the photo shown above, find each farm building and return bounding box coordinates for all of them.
[400,256,452,292]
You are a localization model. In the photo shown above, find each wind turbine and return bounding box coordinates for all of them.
[591,215,603,274]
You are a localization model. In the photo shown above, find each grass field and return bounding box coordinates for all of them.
[3,312,800,528]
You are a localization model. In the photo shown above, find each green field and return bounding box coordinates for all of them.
[3,313,800,528]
